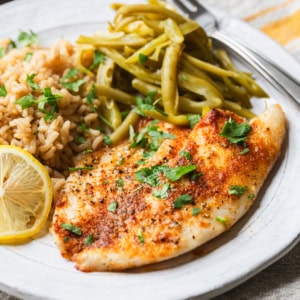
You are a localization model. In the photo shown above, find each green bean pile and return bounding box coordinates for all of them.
[76,0,267,145]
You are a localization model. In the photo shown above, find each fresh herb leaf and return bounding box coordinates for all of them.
[135,167,160,187]
[60,68,85,92]
[68,166,94,172]
[120,110,129,119]
[181,73,188,81]
[116,178,124,188]
[86,83,96,104]
[187,114,201,128]
[78,122,90,133]
[89,50,105,70]
[215,216,228,226]
[0,84,7,97]
[220,118,251,144]
[0,47,5,58]
[137,228,144,244]
[63,237,70,243]
[18,30,39,47]
[103,135,112,145]
[84,234,94,246]
[26,74,41,90]
[15,94,35,108]
[103,179,109,184]
[61,67,79,80]
[190,171,203,181]
[138,53,148,64]
[23,52,33,61]
[164,165,196,181]
[83,149,93,154]
[116,157,124,166]
[240,147,250,155]
[174,194,192,209]
[248,193,255,199]
[152,183,170,199]
[99,114,113,129]
[9,40,16,49]
[228,185,248,196]
[76,136,87,144]
[38,87,61,120]
[192,207,201,216]
[107,201,118,212]
[179,150,192,160]
[61,223,82,236]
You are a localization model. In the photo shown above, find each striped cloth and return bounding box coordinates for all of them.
[204,0,300,63]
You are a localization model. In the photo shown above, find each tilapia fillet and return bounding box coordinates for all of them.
[51,104,285,271]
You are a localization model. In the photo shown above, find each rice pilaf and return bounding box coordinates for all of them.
[0,39,104,200]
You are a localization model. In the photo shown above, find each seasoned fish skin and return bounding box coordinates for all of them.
[51,104,285,271]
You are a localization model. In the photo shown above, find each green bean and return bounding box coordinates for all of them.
[177,71,223,108]
[182,53,238,78]
[223,100,256,119]
[161,43,182,115]
[115,4,186,24]
[77,34,147,48]
[95,84,136,106]
[110,109,140,144]
[141,109,188,126]
[100,47,161,85]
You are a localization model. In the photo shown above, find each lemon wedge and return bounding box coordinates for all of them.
[0,145,52,244]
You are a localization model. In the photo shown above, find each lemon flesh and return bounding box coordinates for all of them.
[0,145,52,243]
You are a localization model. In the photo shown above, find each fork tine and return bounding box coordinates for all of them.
[173,0,208,19]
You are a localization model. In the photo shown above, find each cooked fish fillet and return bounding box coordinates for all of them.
[51,104,285,271]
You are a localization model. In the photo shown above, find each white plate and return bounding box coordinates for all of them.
[0,0,300,299]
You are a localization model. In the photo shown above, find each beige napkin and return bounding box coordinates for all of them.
[203,0,300,62]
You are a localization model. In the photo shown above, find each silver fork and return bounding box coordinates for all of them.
[173,0,300,105]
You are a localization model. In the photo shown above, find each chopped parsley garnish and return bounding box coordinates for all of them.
[215,216,228,226]
[15,87,61,120]
[134,164,196,187]
[240,148,250,155]
[63,237,70,243]
[24,52,33,62]
[84,234,94,246]
[187,114,201,128]
[76,136,87,144]
[61,223,82,236]
[179,150,192,160]
[26,73,41,90]
[192,207,201,216]
[78,121,90,133]
[152,183,170,199]
[228,185,248,196]
[137,228,144,245]
[248,193,255,199]
[99,114,113,129]
[86,83,96,104]
[164,165,196,181]
[9,40,17,49]
[0,84,7,97]
[107,201,118,213]
[15,94,35,108]
[89,50,105,70]
[116,157,124,166]
[129,120,175,159]
[116,178,124,188]
[138,53,148,64]
[174,194,192,209]
[135,91,167,117]
[68,166,94,172]
[103,134,112,145]
[18,30,39,47]
[120,110,129,120]
[103,179,109,185]
[60,67,86,92]
[190,171,203,181]
[220,118,251,144]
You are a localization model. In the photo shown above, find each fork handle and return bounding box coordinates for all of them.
[213,31,300,105]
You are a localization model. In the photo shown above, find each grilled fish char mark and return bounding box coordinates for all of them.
[52,104,285,271]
